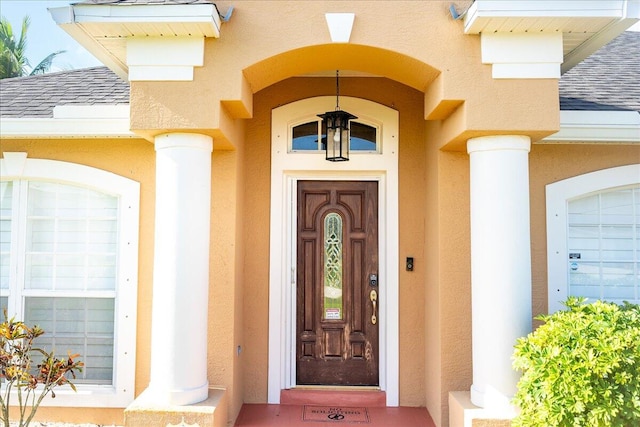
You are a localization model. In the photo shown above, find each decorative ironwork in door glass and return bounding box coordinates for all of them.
[323,212,343,320]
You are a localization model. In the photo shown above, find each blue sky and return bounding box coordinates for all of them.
[0,0,639,73]
[1,0,101,71]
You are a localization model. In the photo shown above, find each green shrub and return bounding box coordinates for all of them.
[512,297,640,427]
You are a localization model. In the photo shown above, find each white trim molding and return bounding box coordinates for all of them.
[546,164,640,313]
[542,110,640,144]
[0,105,134,139]
[127,37,205,81]
[481,33,563,79]
[268,97,400,406]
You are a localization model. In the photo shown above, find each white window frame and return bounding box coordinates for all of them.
[0,152,139,408]
[546,164,640,313]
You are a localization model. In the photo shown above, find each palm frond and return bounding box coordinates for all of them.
[30,50,66,75]
[0,15,30,78]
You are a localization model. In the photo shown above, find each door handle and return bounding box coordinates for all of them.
[370,289,377,325]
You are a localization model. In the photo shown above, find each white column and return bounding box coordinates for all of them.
[149,132,213,406]
[467,135,532,411]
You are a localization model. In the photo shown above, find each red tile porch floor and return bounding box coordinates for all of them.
[234,404,435,427]
[234,390,436,427]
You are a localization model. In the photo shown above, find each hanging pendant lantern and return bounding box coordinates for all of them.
[318,70,357,161]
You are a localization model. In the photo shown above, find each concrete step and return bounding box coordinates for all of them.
[280,388,387,407]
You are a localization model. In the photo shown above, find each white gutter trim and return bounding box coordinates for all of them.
[50,4,221,35]
[0,105,137,139]
[562,0,640,73]
[541,110,640,143]
[465,0,638,33]
[48,3,222,80]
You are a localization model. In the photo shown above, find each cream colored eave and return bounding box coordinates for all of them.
[48,3,223,80]
[463,0,640,74]
[0,105,138,140]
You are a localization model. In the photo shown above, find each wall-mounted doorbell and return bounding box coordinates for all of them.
[406,257,414,271]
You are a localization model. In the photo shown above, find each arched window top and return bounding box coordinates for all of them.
[272,96,398,168]
[291,118,379,153]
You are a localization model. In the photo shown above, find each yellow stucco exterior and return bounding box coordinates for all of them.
[1,1,639,426]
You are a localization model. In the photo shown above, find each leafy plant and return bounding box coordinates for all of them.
[0,15,65,79]
[0,312,83,427]
[512,297,640,426]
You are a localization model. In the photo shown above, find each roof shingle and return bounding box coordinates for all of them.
[560,31,640,112]
[0,67,129,118]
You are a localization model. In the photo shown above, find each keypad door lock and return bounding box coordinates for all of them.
[369,274,378,287]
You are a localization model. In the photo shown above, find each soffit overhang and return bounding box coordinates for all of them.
[463,0,640,73]
[49,3,222,80]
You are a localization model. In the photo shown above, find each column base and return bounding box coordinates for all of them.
[470,384,514,411]
[449,391,514,427]
[125,387,227,427]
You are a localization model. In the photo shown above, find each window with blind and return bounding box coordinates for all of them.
[567,186,639,303]
[546,165,640,313]
[0,154,139,407]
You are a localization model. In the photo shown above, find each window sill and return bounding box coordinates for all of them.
[1,384,134,408]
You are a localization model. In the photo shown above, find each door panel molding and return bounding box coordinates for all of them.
[268,97,399,406]
[296,180,379,386]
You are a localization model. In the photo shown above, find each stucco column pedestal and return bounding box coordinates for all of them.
[150,132,213,405]
[450,135,533,426]
[125,388,227,427]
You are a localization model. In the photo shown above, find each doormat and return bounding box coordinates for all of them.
[303,406,370,423]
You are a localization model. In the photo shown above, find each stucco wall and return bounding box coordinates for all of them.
[208,149,244,422]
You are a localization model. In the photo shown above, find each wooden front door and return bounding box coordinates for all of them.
[296,180,379,386]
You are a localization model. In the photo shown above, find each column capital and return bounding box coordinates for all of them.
[155,132,213,152]
[467,135,531,154]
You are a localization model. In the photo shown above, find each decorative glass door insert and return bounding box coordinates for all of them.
[323,213,343,320]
